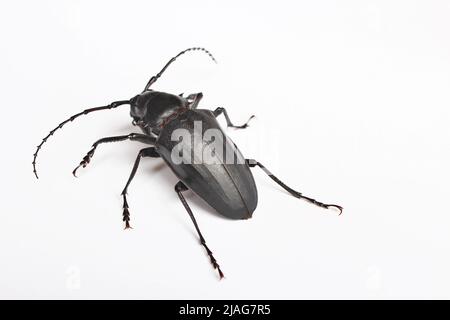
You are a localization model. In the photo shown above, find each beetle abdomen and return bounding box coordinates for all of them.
[156,109,258,219]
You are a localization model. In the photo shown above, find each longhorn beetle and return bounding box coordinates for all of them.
[33,47,342,279]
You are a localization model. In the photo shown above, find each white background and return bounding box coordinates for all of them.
[1,0,449,299]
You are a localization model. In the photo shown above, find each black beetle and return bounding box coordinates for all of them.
[33,47,342,279]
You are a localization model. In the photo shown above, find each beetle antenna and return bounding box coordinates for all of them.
[32,100,130,179]
[143,47,217,92]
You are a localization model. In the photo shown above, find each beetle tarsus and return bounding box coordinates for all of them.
[202,241,225,279]
[72,146,96,177]
[122,194,133,229]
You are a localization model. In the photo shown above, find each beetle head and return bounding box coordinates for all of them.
[129,90,188,134]
[129,93,148,125]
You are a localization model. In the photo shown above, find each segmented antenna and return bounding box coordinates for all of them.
[143,47,217,92]
[32,100,130,179]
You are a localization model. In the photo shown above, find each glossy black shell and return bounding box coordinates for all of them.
[156,109,258,219]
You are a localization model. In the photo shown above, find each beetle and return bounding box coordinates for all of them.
[33,47,342,279]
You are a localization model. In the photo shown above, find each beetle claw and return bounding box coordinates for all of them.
[217,267,225,280]
[124,221,133,229]
[326,204,343,215]
[72,147,95,177]
[72,162,87,177]
[230,115,256,129]
[72,165,81,177]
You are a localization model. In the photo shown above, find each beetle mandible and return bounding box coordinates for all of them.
[33,47,343,279]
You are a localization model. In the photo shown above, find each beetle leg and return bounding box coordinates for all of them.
[213,107,255,129]
[72,133,156,177]
[186,92,203,109]
[246,159,343,215]
[175,181,225,280]
[120,147,160,229]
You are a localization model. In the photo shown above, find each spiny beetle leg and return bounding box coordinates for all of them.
[175,181,224,280]
[246,159,343,215]
[72,133,156,177]
[120,147,160,229]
